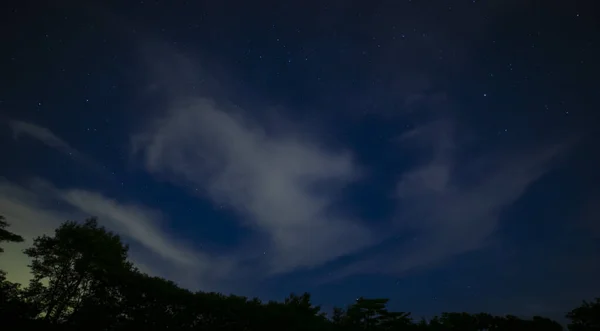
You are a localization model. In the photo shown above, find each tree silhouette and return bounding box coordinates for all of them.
[567,298,600,331]
[0,216,593,331]
[332,297,413,331]
[0,215,24,253]
[23,218,132,324]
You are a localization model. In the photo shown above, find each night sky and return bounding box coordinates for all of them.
[1,0,599,322]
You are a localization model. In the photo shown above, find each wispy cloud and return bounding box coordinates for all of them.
[133,97,374,274]
[9,120,81,157]
[324,115,569,280]
[60,189,203,269]
[8,120,108,175]
[0,178,229,290]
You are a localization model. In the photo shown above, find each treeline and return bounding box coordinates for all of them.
[0,216,598,330]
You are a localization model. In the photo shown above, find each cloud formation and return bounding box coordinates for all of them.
[0,178,227,289]
[3,40,572,290]
[325,115,568,280]
[133,98,374,274]
[128,42,574,285]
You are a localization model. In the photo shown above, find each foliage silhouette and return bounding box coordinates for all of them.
[567,298,600,331]
[0,215,24,253]
[23,218,132,324]
[0,216,597,331]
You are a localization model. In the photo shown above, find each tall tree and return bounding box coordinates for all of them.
[23,218,132,325]
[0,215,24,253]
[335,297,406,331]
[567,298,600,331]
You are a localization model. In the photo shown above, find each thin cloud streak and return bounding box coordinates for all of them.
[0,178,229,290]
[60,189,202,269]
[9,120,81,157]
[8,120,111,176]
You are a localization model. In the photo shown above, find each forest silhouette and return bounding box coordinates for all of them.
[1,216,598,330]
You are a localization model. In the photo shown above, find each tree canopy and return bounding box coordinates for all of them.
[0,215,597,331]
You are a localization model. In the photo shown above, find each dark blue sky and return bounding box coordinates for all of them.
[1,0,598,322]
